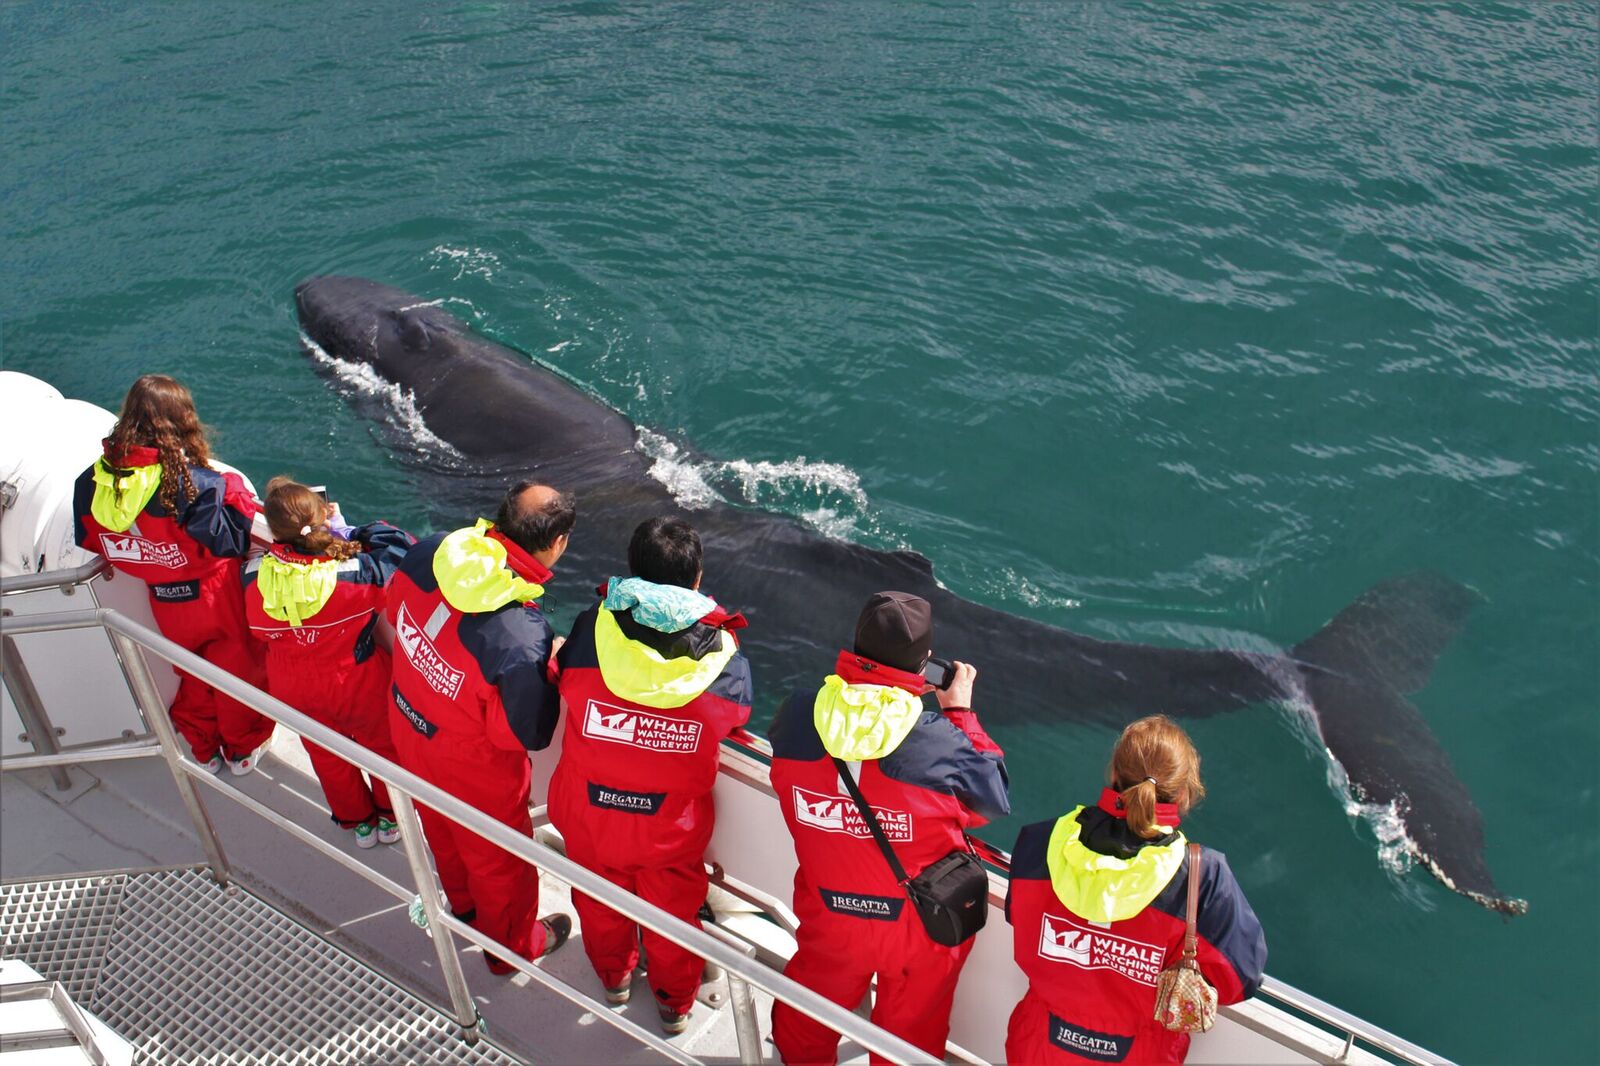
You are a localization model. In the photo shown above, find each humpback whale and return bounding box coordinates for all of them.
[295,275,1526,917]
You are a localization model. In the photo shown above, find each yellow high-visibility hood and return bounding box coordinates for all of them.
[433,520,544,614]
[257,553,338,627]
[812,675,924,761]
[1045,807,1187,923]
[89,457,162,532]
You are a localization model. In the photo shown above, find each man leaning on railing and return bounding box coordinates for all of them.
[384,481,577,973]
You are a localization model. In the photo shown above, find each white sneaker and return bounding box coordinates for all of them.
[202,754,225,773]
[376,817,401,845]
[353,821,378,850]
[227,737,272,777]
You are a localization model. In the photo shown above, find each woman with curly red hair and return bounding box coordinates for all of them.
[72,374,274,772]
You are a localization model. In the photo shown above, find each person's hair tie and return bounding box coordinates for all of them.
[1143,776,1157,786]
[299,524,313,536]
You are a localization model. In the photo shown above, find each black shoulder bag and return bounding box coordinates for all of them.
[832,756,990,947]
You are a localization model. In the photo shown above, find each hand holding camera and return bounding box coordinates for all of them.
[926,658,977,710]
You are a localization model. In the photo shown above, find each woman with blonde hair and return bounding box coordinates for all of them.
[243,478,413,848]
[1004,716,1266,1063]
[72,374,275,773]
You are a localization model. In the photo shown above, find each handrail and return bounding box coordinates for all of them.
[0,558,109,595]
[1256,977,1448,1065]
[0,606,936,1066]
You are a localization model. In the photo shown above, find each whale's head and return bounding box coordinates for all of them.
[295,275,468,392]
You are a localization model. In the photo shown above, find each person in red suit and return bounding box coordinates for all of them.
[549,516,752,1035]
[243,477,414,848]
[72,374,273,773]
[1005,715,1266,1064]
[767,591,1010,1064]
[386,482,575,973]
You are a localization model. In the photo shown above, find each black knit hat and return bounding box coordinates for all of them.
[853,591,933,673]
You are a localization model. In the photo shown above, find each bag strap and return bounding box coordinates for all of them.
[832,757,911,885]
[1181,841,1202,962]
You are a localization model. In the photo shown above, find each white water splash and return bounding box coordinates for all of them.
[1297,714,1442,910]
[300,332,463,459]
[635,428,875,541]
[636,429,722,509]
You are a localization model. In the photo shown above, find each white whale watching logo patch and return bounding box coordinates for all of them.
[394,603,464,699]
[791,786,913,841]
[1038,913,1164,987]
[101,532,185,570]
[582,699,702,753]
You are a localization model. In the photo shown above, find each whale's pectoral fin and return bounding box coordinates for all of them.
[1290,572,1524,916]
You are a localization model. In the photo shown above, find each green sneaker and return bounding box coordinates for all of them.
[376,817,401,845]
[353,821,378,850]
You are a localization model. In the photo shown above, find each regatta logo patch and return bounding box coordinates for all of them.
[1038,913,1164,987]
[581,700,701,753]
[101,532,185,570]
[150,580,200,603]
[586,781,667,815]
[819,888,904,922]
[791,786,913,842]
[394,603,464,699]
[392,686,437,738]
[1047,1015,1133,1062]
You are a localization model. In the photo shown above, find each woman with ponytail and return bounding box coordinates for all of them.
[242,478,414,849]
[72,374,275,773]
[1003,716,1267,1063]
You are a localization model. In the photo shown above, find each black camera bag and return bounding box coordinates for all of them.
[833,757,990,947]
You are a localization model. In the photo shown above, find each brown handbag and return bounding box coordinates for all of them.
[1153,842,1218,1033]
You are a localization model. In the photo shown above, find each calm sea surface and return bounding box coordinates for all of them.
[4,3,1595,1061]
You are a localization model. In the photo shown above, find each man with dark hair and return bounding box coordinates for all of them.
[549,516,752,1035]
[386,482,577,974]
[627,515,701,589]
[767,591,1010,1064]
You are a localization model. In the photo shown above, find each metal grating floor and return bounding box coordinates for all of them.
[0,873,125,1003]
[1,869,523,1065]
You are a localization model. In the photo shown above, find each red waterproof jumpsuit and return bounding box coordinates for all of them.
[767,652,1010,1065]
[72,443,273,763]
[243,522,414,827]
[386,521,562,970]
[1004,793,1266,1064]
[549,586,752,1013]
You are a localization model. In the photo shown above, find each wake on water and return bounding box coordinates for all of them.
[301,333,466,464]
[633,426,896,545]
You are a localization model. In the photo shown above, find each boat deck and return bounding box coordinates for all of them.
[1,734,783,1065]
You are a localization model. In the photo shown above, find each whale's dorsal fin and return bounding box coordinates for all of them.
[891,549,935,576]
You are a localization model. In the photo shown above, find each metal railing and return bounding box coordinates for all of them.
[0,558,110,595]
[0,605,935,1065]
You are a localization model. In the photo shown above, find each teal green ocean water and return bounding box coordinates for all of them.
[4,3,1595,1061]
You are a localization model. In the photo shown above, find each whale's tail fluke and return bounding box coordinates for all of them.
[1292,573,1527,916]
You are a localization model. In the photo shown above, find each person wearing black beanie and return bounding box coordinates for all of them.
[766,590,1011,1064]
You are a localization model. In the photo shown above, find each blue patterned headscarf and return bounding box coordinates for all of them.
[602,576,717,633]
